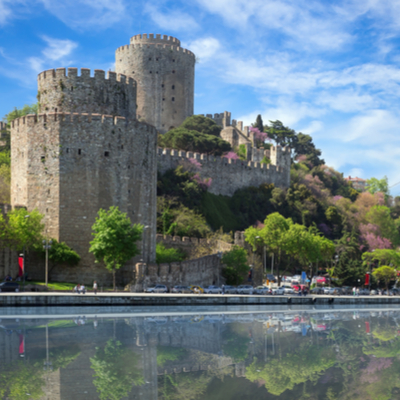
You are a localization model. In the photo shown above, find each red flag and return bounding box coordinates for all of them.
[365,273,370,286]
[18,256,24,277]
[19,334,24,354]
[365,321,370,334]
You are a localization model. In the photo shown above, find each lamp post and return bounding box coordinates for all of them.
[43,239,52,287]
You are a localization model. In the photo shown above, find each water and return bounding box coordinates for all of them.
[1,305,400,399]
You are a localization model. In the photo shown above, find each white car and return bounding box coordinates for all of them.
[145,284,168,293]
[236,285,254,295]
[204,285,222,294]
[271,287,285,295]
[223,285,237,294]
[254,286,271,295]
[280,286,295,294]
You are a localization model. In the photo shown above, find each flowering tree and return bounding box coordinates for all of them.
[223,151,240,160]
[249,126,270,148]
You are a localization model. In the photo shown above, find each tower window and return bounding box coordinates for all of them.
[121,145,124,150]
[71,86,73,91]
[156,71,158,74]
[104,151,110,157]
[161,84,164,88]
[172,97,175,101]
[66,148,69,153]
[149,58,151,60]
[172,85,175,90]
[149,71,152,74]
[156,58,159,61]
[172,59,175,62]
[172,70,175,73]
[162,98,165,101]
[78,149,81,155]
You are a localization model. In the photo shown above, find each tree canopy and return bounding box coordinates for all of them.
[221,245,249,285]
[89,206,143,290]
[181,115,222,137]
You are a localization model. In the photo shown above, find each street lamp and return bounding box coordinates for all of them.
[43,239,53,287]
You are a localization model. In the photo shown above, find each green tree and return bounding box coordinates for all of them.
[90,339,144,400]
[89,206,143,290]
[160,127,231,156]
[366,205,400,246]
[156,243,186,264]
[362,249,400,268]
[245,212,293,284]
[181,115,222,137]
[6,208,44,251]
[156,346,187,366]
[373,265,396,291]
[221,245,249,285]
[366,176,389,200]
[252,114,264,132]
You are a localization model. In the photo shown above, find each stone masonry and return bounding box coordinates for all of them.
[115,34,195,133]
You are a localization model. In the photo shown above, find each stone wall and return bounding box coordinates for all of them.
[157,147,291,196]
[38,68,136,119]
[133,254,223,291]
[11,113,158,283]
[115,33,195,133]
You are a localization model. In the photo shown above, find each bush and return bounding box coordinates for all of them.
[181,115,222,137]
[156,243,186,264]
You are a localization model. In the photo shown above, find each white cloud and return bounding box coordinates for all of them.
[144,5,199,31]
[39,0,126,30]
[41,36,78,61]
[302,120,324,135]
[185,37,221,61]
[347,168,364,178]
[0,0,13,24]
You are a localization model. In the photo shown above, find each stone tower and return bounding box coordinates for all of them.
[11,68,158,283]
[115,34,195,133]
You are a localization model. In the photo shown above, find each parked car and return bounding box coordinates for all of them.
[254,286,271,295]
[189,285,204,294]
[370,289,378,295]
[203,285,222,294]
[223,285,237,294]
[271,287,285,295]
[236,285,254,295]
[310,287,324,295]
[145,284,168,293]
[323,287,335,295]
[170,285,191,294]
[0,282,20,292]
[266,274,277,283]
[359,288,370,296]
[280,285,295,294]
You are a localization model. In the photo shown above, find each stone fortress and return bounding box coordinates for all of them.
[8,33,291,284]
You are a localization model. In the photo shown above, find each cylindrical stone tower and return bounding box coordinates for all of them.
[115,34,195,133]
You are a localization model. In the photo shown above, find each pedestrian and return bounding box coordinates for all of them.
[356,288,360,297]
[74,284,81,294]
[93,280,98,295]
[81,284,86,294]
[222,284,225,295]
[353,287,356,296]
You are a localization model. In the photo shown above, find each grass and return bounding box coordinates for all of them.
[29,281,115,291]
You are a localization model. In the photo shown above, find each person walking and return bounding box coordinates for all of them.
[222,284,225,295]
[81,284,86,294]
[93,281,98,295]
[353,287,356,296]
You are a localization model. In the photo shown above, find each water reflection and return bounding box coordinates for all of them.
[1,308,400,399]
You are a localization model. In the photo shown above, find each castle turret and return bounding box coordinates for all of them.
[115,34,195,133]
[37,68,137,119]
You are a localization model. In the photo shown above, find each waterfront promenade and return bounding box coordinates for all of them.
[2,292,400,307]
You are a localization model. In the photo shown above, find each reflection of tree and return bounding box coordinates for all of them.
[246,344,336,396]
[90,338,144,400]
[159,372,213,400]
[157,346,188,367]
[0,362,45,400]
[50,343,81,369]
[222,328,250,362]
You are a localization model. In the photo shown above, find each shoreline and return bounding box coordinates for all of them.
[2,292,400,307]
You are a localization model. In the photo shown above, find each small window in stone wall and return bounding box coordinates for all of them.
[121,145,124,150]
[162,98,165,101]
[172,85,175,90]
[149,58,151,61]
[161,84,164,88]
[128,189,131,194]
[48,189,50,195]
[149,71,152,74]
[128,165,130,169]
[104,151,110,157]
[66,148,69,153]
[156,58,159,61]
[132,71,135,74]
[172,97,175,101]
[41,156,45,162]
[173,59,175,62]
[71,86,73,91]
[172,70,175,73]
[78,149,81,155]
[55,108,58,112]
[156,71,158,74]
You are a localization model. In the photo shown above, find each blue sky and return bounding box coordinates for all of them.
[1,0,400,193]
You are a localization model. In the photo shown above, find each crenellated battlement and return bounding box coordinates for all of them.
[10,112,155,132]
[37,68,137,119]
[38,67,136,88]
[0,121,6,131]
[130,33,181,46]
[116,43,195,58]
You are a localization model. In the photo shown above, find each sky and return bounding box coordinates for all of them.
[1,0,400,193]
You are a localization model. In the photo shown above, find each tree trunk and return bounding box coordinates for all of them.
[113,268,116,291]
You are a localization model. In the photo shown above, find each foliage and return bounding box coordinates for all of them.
[90,339,144,400]
[366,176,389,200]
[181,115,222,137]
[252,114,264,132]
[6,208,44,251]
[372,265,397,290]
[156,346,187,366]
[4,103,38,124]
[362,249,400,268]
[236,144,247,160]
[222,326,250,361]
[160,127,231,156]
[36,239,81,266]
[365,205,399,247]
[156,243,186,264]
[221,245,249,285]
[89,206,143,290]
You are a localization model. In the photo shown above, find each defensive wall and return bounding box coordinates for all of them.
[133,254,222,291]
[115,33,195,133]
[10,113,158,281]
[156,234,232,258]
[37,68,137,119]
[157,147,291,196]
